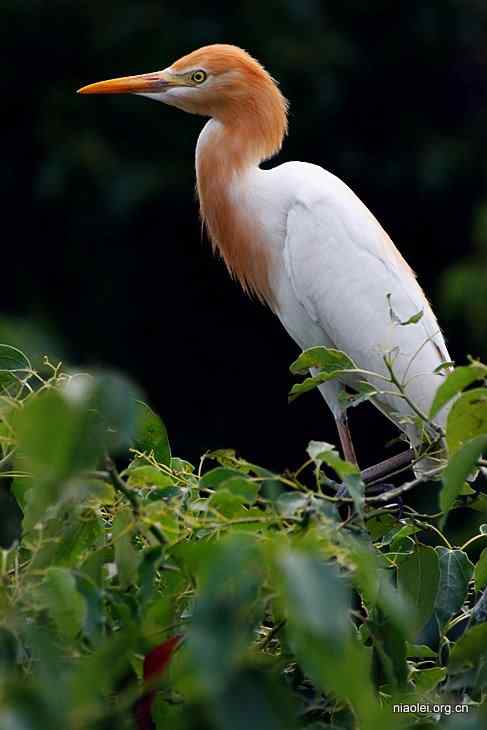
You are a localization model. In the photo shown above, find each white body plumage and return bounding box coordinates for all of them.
[225,154,450,447]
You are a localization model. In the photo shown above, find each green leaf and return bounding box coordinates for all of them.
[208,489,248,517]
[147,484,184,502]
[81,545,112,587]
[446,388,487,453]
[460,482,476,495]
[474,548,487,591]
[406,642,437,658]
[170,457,194,473]
[368,608,409,687]
[307,441,364,514]
[400,309,424,326]
[434,361,456,373]
[469,495,487,513]
[205,449,251,473]
[15,373,141,524]
[219,476,259,504]
[278,550,350,643]
[279,544,389,724]
[134,401,171,465]
[289,348,361,401]
[289,372,343,401]
[448,623,487,671]
[126,465,174,488]
[430,363,487,418]
[112,509,140,589]
[90,372,142,452]
[208,667,300,730]
[307,440,335,462]
[74,574,105,643]
[141,592,181,647]
[276,492,309,518]
[0,343,31,390]
[342,474,366,517]
[397,544,440,634]
[11,476,31,511]
[30,512,104,570]
[37,567,86,640]
[138,545,164,604]
[70,628,136,707]
[62,371,142,453]
[387,294,424,326]
[441,435,487,515]
[344,535,413,635]
[379,522,421,549]
[16,402,106,530]
[199,467,244,489]
[79,478,115,505]
[15,388,102,487]
[186,537,262,693]
[366,513,397,541]
[290,347,357,375]
[338,381,378,409]
[433,547,474,627]
[0,627,18,672]
[288,629,387,730]
[307,441,360,477]
[412,666,447,693]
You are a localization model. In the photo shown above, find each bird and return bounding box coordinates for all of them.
[78,44,451,477]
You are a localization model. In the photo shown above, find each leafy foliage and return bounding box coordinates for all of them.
[0,347,486,729]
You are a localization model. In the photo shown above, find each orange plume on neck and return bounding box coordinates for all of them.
[184,45,288,305]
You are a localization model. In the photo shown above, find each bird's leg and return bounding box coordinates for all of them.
[334,413,414,499]
[335,412,358,466]
[334,413,358,511]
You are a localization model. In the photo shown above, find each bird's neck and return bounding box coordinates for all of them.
[195,92,287,306]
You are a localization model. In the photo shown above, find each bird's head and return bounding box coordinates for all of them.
[78,43,288,127]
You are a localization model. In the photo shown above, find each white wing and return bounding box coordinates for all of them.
[279,163,450,434]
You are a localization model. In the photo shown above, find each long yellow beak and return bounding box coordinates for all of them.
[77,70,174,95]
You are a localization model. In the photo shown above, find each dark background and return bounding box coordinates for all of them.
[2,0,487,471]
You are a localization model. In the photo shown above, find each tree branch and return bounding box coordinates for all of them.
[361,449,414,483]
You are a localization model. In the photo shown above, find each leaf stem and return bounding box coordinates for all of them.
[461,533,487,552]
[412,520,453,549]
[383,355,445,438]
[444,612,470,635]
[105,457,167,545]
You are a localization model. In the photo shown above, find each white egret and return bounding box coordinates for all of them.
[79,44,451,477]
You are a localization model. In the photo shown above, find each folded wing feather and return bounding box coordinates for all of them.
[282,168,450,437]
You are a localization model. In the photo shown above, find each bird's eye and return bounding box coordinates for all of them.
[191,70,207,84]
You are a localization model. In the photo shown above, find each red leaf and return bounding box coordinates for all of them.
[134,635,183,730]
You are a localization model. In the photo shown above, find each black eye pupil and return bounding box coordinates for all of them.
[193,71,205,82]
